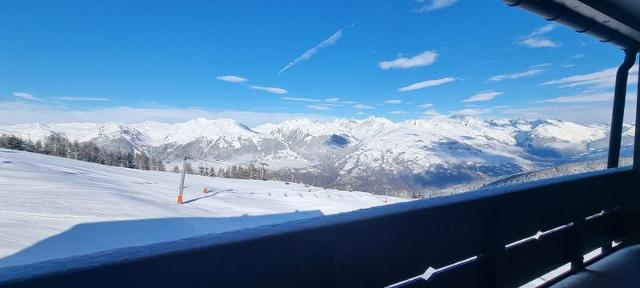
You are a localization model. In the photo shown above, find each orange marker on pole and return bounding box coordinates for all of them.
[177,156,187,205]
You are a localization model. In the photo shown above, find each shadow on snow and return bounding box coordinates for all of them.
[0,210,324,269]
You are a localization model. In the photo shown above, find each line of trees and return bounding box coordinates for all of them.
[194,163,267,180]
[0,133,165,171]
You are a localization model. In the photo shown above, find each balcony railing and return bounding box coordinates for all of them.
[0,166,638,287]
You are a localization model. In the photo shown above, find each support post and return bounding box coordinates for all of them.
[178,156,187,204]
[608,49,638,168]
[570,218,585,272]
[635,55,640,171]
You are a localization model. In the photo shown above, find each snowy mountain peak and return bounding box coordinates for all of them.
[360,115,393,125]
[256,118,322,131]
[181,118,256,132]
[130,118,262,146]
[1,117,633,195]
[529,119,606,143]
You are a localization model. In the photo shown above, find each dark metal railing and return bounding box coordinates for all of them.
[635,55,640,171]
[608,48,638,168]
[0,167,638,288]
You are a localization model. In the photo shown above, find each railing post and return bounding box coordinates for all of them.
[608,48,638,168]
[634,54,640,172]
[570,218,585,272]
[479,245,505,287]
[481,206,505,288]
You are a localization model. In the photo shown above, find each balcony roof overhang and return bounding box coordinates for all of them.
[505,0,640,49]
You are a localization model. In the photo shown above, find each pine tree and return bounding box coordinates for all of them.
[185,162,194,174]
[0,135,25,150]
[230,165,238,178]
[34,140,43,153]
[157,159,166,171]
[71,140,80,159]
[135,153,151,170]
[123,152,135,168]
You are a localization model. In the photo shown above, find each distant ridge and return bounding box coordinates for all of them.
[1,116,634,196]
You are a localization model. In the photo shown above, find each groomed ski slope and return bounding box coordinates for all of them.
[0,149,404,268]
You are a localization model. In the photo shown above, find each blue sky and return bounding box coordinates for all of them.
[0,0,637,125]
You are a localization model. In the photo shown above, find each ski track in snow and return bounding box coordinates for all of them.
[0,149,404,269]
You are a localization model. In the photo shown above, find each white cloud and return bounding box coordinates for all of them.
[414,0,458,12]
[341,100,356,104]
[463,91,504,103]
[453,108,491,116]
[384,99,403,104]
[53,97,111,102]
[250,85,288,95]
[571,53,585,59]
[517,24,560,48]
[280,97,320,102]
[389,110,406,114]
[12,92,43,101]
[306,105,331,111]
[216,75,248,83]
[379,50,438,70]
[504,100,636,124]
[279,26,347,74]
[542,65,638,89]
[530,63,553,68]
[0,101,333,127]
[418,103,434,109]
[422,110,442,116]
[519,38,559,48]
[535,92,636,104]
[353,104,375,110]
[281,97,347,105]
[537,94,610,104]
[528,24,555,37]
[398,77,456,92]
[488,69,543,82]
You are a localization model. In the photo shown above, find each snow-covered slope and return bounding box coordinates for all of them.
[483,157,633,189]
[1,116,633,195]
[0,149,402,268]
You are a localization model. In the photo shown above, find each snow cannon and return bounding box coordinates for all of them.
[177,195,183,204]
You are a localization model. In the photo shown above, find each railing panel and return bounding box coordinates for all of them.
[488,170,632,245]
[399,259,484,288]
[581,209,626,252]
[303,201,493,287]
[0,168,637,288]
[503,226,575,287]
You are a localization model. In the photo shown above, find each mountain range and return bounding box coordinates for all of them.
[1,116,635,196]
